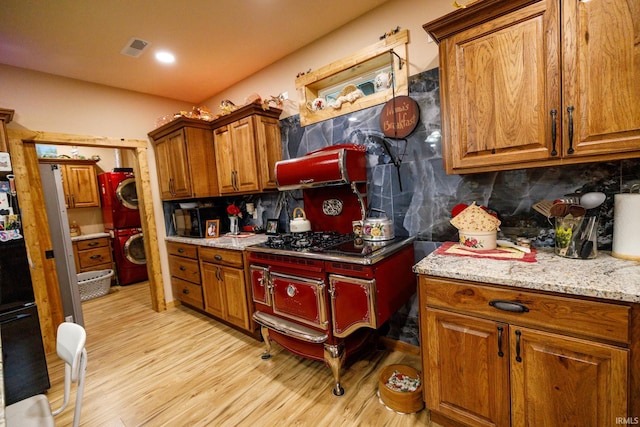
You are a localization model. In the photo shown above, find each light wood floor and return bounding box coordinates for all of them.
[44,283,439,426]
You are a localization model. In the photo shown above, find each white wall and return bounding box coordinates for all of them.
[0,0,454,303]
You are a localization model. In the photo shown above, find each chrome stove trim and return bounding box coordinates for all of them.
[246,236,415,265]
[253,311,328,343]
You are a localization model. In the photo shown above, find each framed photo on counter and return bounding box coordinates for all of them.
[266,219,278,235]
[206,219,220,238]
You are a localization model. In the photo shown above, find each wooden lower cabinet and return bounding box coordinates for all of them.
[199,247,251,331]
[420,276,630,427]
[73,236,113,273]
[167,241,203,309]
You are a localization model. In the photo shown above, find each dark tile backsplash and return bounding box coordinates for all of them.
[270,67,640,346]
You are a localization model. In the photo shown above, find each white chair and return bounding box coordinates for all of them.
[6,322,88,427]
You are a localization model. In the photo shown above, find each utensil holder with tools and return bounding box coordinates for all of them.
[555,215,598,259]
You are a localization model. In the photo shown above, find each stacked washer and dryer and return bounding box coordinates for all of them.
[98,168,148,285]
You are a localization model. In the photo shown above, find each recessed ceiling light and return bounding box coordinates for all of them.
[155,51,175,64]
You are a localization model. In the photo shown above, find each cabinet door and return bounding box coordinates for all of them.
[255,115,282,190]
[229,118,259,193]
[154,137,173,199]
[562,0,640,158]
[63,164,100,208]
[425,308,510,427]
[201,262,226,319]
[165,130,192,199]
[154,130,192,200]
[440,0,559,173]
[220,265,249,329]
[213,125,236,193]
[510,327,628,427]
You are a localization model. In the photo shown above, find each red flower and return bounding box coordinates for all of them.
[227,204,242,217]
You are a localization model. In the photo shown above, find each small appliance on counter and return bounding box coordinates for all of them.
[173,206,229,237]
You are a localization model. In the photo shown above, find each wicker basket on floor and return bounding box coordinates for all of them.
[78,269,114,302]
[378,364,424,413]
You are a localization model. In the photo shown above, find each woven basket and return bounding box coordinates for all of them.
[378,364,424,414]
[77,269,114,302]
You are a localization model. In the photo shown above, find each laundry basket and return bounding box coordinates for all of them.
[77,269,114,302]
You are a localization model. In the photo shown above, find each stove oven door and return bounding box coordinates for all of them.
[329,274,376,338]
[249,265,270,306]
[270,272,328,330]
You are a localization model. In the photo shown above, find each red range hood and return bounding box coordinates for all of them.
[275,144,367,190]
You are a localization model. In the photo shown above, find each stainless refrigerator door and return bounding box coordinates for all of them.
[38,163,84,326]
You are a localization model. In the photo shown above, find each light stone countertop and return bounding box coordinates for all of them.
[70,232,110,242]
[413,246,640,303]
[165,234,268,250]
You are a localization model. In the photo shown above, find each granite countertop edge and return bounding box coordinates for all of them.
[165,234,268,250]
[70,232,110,242]
[413,247,640,303]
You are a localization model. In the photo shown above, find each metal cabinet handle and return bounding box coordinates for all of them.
[215,266,222,281]
[214,254,223,261]
[550,109,558,156]
[177,248,184,253]
[567,106,575,154]
[497,326,504,357]
[88,241,99,247]
[489,300,529,313]
[515,330,522,362]
[179,265,186,271]
[90,255,102,259]
[182,288,190,294]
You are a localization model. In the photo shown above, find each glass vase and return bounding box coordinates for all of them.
[229,216,239,235]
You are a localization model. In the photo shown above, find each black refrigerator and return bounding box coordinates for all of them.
[0,158,50,405]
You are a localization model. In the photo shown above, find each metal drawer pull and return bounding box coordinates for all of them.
[179,266,186,271]
[177,248,184,253]
[182,288,189,294]
[214,254,223,261]
[550,109,558,156]
[88,241,99,246]
[567,105,575,154]
[489,300,529,313]
[497,326,504,357]
[90,255,101,259]
[515,330,522,362]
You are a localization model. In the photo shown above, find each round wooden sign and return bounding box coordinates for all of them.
[379,95,420,139]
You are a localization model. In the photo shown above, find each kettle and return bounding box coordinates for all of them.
[362,208,395,241]
[290,207,311,233]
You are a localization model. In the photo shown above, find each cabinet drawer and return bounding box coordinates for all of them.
[78,262,113,274]
[78,246,112,269]
[169,255,201,284]
[167,241,198,259]
[199,247,243,268]
[76,237,110,251]
[172,277,203,309]
[422,276,630,344]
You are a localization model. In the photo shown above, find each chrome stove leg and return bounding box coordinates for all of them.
[260,326,272,360]
[324,343,345,396]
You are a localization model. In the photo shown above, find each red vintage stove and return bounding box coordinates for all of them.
[245,144,416,396]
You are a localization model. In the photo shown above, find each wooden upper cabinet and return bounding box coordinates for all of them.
[214,117,260,194]
[39,159,100,208]
[149,118,219,200]
[425,0,640,174]
[255,114,282,190]
[211,102,282,195]
[563,0,640,158]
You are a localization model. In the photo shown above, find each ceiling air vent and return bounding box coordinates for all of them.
[120,37,150,58]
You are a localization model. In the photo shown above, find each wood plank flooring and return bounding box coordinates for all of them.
[45,283,440,426]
